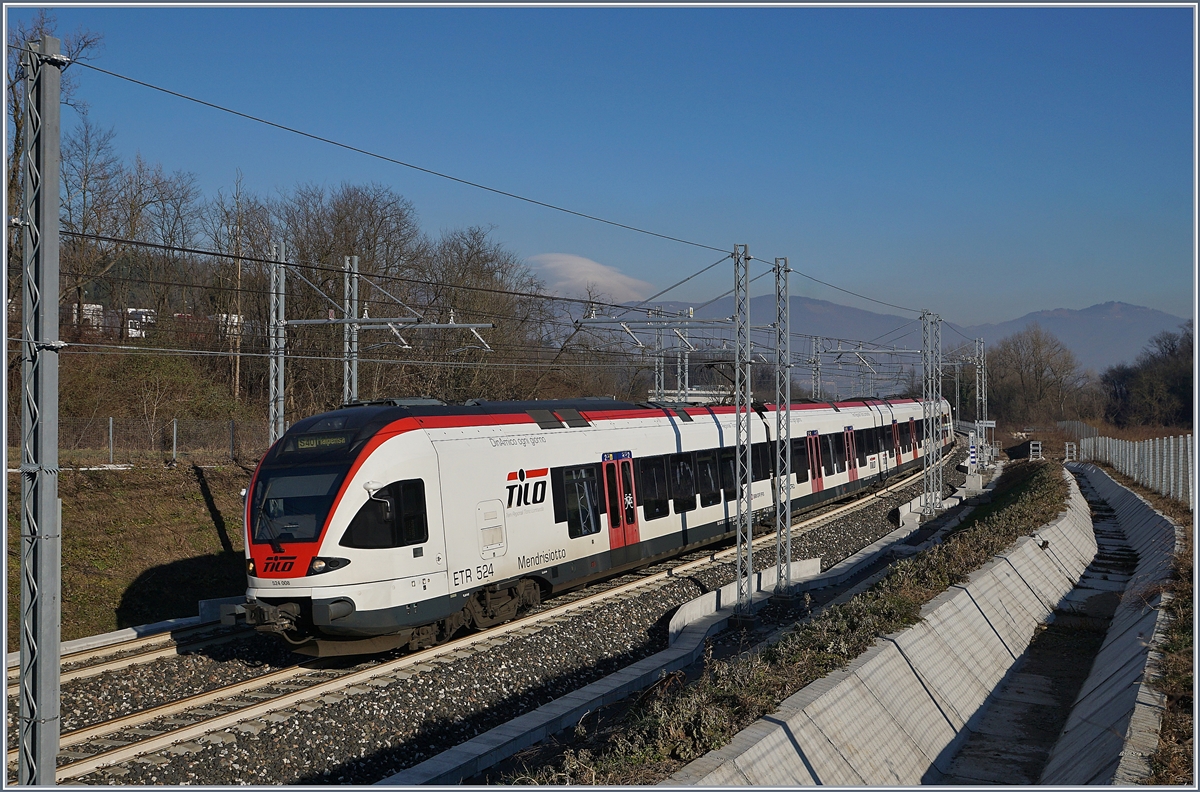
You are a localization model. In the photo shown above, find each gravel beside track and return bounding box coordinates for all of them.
[6,635,299,752]
[63,448,965,785]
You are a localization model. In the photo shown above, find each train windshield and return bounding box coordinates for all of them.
[251,464,349,545]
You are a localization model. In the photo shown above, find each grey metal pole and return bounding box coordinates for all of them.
[652,307,664,401]
[921,312,943,513]
[733,245,754,620]
[269,242,287,442]
[351,255,359,403]
[172,418,177,462]
[18,33,64,785]
[108,416,113,464]
[773,258,792,596]
[343,255,351,405]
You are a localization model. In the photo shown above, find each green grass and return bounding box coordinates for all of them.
[6,464,253,651]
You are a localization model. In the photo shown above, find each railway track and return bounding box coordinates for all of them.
[13,460,948,783]
[5,624,252,697]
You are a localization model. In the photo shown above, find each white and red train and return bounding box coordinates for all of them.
[224,396,952,655]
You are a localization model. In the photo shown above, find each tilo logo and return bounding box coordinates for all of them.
[506,468,547,508]
[262,555,298,573]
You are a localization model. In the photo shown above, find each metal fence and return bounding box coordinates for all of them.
[9,417,272,465]
[1057,420,1101,440]
[1079,434,1194,509]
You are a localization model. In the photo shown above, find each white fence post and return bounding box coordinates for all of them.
[1180,436,1190,511]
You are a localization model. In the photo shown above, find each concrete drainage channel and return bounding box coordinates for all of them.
[377,472,1002,786]
[664,463,1179,786]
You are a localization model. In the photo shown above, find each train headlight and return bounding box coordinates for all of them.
[307,557,349,576]
[246,558,256,577]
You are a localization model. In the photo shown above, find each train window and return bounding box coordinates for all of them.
[695,450,721,507]
[718,447,737,501]
[854,429,870,464]
[669,452,697,513]
[637,456,670,521]
[751,442,772,482]
[252,467,346,545]
[605,464,622,529]
[398,480,429,546]
[819,435,834,476]
[563,466,601,538]
[621,461,637,524]
[340,478,427,549]
[790,438,809,483]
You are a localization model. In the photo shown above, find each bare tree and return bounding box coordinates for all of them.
[7,10,102,296]
[59,112,121,334]
[989,323,1088,424]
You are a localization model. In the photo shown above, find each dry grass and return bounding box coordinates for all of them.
[504,460,1069,784]
[6,464,252,651]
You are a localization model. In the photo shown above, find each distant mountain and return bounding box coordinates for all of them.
[957,302,1189,373]
[642,297,1186,374]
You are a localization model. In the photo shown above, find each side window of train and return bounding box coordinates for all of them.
[562,465,602,538]
[637,456,671,521]
[695,450,722,507]
[751,442,772,482]
[790,438,810,483]
[854,429,870,464]
[669,452,697,513]
[718,447,737,501]
[341,479,428,549]
[821,435,837,476]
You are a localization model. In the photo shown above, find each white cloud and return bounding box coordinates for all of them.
[527,253,655,303]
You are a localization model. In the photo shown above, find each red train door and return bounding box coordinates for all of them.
[892,420,902,463]
[602,452,640,549]
[619,458,640,546]
[806,431,824,493]
[844,426,859,482]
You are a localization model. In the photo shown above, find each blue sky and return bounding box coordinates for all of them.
[6,5,1195,325]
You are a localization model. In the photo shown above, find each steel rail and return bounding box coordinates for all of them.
[5,628,251,693]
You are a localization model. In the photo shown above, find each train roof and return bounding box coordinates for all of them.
[262,395,929,467]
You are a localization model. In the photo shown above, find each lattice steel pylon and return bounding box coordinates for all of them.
[342,255,359,405]
[675,308,692,401]
[733,245,754,618]
[269,242,287,443]
[810,336,822,399]
[974,338,989,466]
[773,258,793,596]
[18,34,66,785]
[921,311,943,514]
[651,306,665,401]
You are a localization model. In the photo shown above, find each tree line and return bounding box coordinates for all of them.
[985,321,1192,430]
[6,15,666,425]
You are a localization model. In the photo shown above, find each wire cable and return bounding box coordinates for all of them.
[33,51,730,255]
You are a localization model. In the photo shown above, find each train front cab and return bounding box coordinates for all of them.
[229,409,456,648]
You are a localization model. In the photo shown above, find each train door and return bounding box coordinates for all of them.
[909,418,918,460]
[619,458,640,546]
[891,420,902,464]
[844,426,858,483]
[806,430,824,493]
[602,452,640,549]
